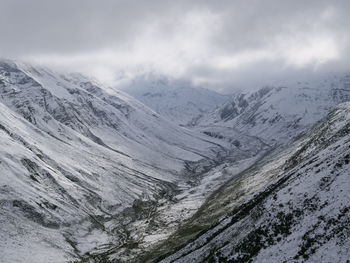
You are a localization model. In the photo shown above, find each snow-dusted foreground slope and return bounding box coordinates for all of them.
[194,76,350,145]
[117,73,227,125]
[158,102,350,263]
[0,61,235,262]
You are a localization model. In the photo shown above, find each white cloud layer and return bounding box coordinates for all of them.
[1,0,349,92]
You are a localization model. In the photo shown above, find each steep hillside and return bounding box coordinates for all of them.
[194,76,350,144]
[0,61,238,263]
[156,102,350,263]
[117,73,227,125]
[1,60,349,263]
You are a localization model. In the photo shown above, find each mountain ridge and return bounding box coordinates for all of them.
[155,101,350,263]
[116,73,228,125]
[0,60,235,262]
[1,60,349,263]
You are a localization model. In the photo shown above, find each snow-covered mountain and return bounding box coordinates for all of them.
[193,75,350,144]
[116,73,227,125]
[0,60,237,262]
[156,101,350,263]
[1,59,349,263]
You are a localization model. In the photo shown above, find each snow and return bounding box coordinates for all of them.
[1,59,349,262]
[116,73,227,125]
[196,75,350,145]
[160,102,350,263]
[0,60,231,262]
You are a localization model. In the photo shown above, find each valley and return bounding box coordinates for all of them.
[0,60,349,263]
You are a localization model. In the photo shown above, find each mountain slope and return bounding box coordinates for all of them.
[0,61,236,263]
[157,102,350,263]
[194,76,350,144]
[2,60,349,263]
[117,73,227,125]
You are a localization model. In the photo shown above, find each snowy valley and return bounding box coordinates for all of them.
[0,60,349,263]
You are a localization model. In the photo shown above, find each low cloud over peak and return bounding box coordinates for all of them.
[1,0,349,92]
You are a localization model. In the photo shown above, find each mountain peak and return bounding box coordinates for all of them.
[117,73,227,125]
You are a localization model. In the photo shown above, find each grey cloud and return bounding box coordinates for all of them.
[0,0,349,92]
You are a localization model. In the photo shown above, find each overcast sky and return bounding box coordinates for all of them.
[1,0,349,92]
